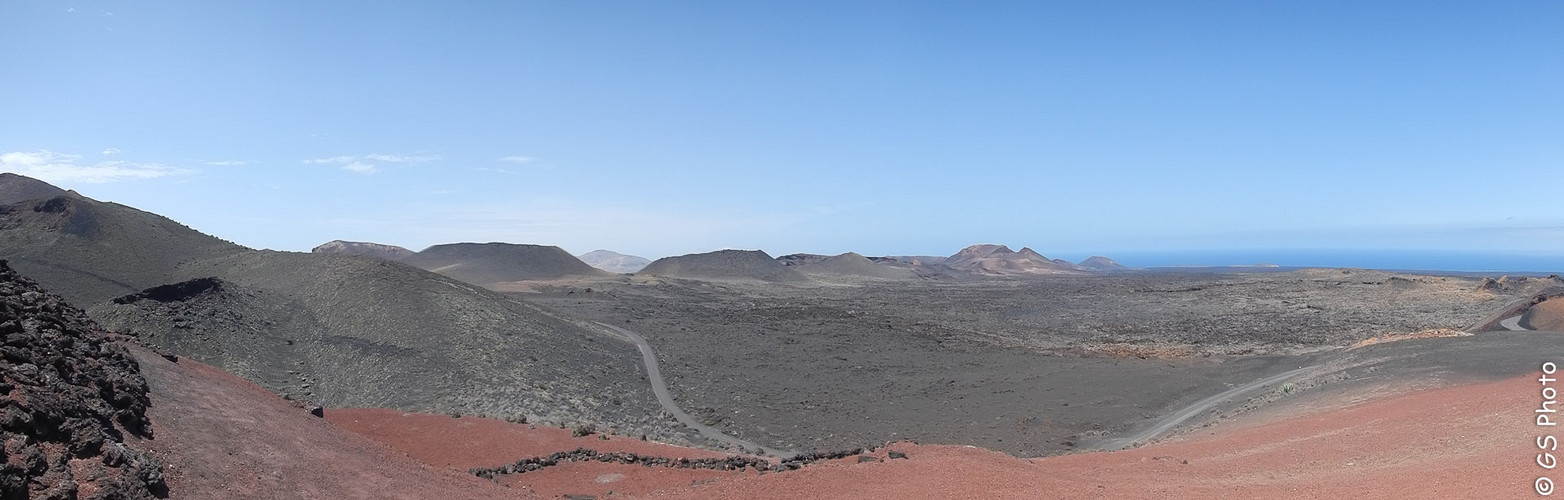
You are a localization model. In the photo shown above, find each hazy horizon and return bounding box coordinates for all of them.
[3,2,1560,270]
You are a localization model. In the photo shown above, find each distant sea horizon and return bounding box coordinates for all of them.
[1089,250,1564,275]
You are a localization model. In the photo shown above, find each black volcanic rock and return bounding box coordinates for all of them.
[639,249,808,283]
[0,260,164,498]
[401,242,607,285]
[312,240,415,260]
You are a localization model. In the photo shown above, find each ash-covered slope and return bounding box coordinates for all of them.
[0,173,69,204]
[0,260,164,498]
[0,192,248,305]
[401,242,607,285]
[90,252,669,439]
[639,249,809,283]
[0,176,669,442]
[577,250,652,274]
[311,240,414,260]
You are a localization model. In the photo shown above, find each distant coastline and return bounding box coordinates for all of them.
[1096,249,1564,274]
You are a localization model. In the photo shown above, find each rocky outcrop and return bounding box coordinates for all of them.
[0,260,164,498]
[311,240,414,260]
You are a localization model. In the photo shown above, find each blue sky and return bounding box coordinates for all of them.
[2,2,1561,269]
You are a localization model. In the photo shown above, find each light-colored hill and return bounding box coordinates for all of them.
[942,244,1082,276]
[577,249,652,273]
[311,240,414,260]
[789,252,920,281]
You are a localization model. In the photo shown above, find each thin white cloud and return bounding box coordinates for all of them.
[304,155,356,165]
[306,153,438,175]
[365,153,440,163]
[205,160,248,166]
[101,147,121,155]
[342,161,378,174]
[1,150,192,184]
[499,155,535,164]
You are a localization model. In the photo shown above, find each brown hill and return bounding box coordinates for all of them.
[0,192,248,305]
[1523,298,1564,330]
[311,239,414,260]
[638,249,809,283]
[401,242,607,285]
[787,252,920,281]
[942,244,1081,276]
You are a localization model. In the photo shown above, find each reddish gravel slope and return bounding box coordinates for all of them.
[671,374,1540,498]
[125,347,510,499]
[126,331,1546,499]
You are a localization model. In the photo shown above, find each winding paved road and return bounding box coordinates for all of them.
[596,322,795,458]
[1090,365,1318,451]
[1500,315,1529,331]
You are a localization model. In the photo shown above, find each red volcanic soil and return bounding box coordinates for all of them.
[126,340,1546,499]
[326,408,751,498]
[665,374,1542,499]
[125,347,508,499]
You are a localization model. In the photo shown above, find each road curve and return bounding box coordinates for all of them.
[1089,365,1318,451]
[1500,315,1530,331]
[596,322,795,458]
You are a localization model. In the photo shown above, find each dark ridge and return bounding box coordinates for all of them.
[0,259,166,498]
[401,242,607,285]
[638,249,809,283]
[0,173,69,205]
[0,192,249,306]
[469,447,866,479]
[112,277,223,305]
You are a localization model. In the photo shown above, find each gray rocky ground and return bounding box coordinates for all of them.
[525,269,1532,456]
